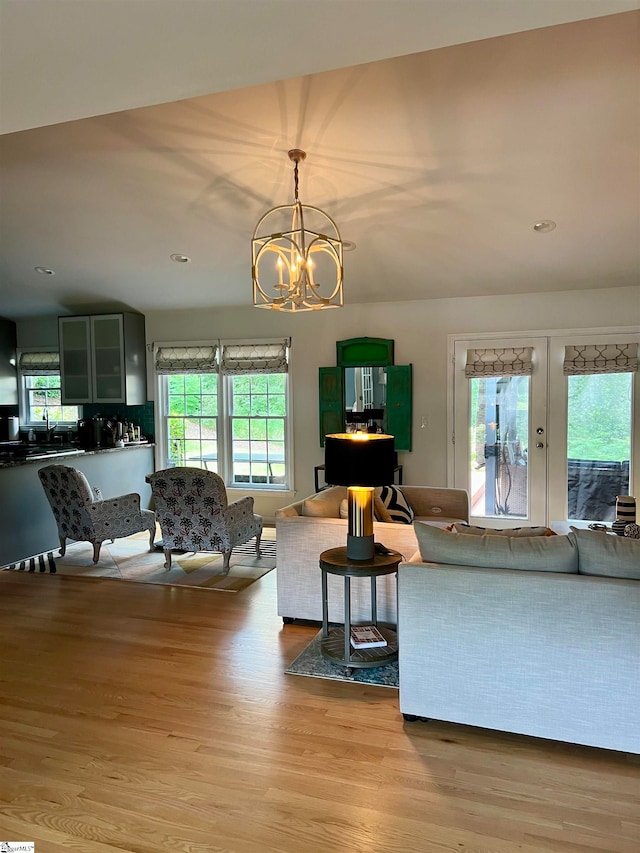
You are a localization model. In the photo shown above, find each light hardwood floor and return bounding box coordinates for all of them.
[0,568,638,853]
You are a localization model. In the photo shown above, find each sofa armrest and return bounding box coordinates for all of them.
[275,502,303,519]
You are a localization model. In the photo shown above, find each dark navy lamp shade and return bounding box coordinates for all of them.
[324,433,395,487]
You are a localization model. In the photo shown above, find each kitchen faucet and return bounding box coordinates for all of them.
[42,406,57,441]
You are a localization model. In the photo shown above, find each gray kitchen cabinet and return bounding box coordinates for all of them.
[0,315,18,405]
[59,312,146,404]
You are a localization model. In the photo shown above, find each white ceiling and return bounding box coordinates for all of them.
[0,0,639,320]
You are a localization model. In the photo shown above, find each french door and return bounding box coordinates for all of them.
[453,337,548,525]
[452,332,639,527]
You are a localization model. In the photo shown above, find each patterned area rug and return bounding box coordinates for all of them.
[1,529,276,593]
[286,630,399,688]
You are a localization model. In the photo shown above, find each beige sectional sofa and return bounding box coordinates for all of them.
[398,523,640,753]
[275,485,469,623]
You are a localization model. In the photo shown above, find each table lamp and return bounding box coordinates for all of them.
[324,432,395,560]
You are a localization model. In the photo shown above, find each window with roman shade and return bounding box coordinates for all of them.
[154,338,291,489]
[19,351,60,375]
[219,339,290,375]
[154,344,218,374]
[18,350,79,424]
[563,342,638,375]
[465,347,533,378]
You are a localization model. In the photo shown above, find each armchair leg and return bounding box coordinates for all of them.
[163,548,172,570]
[148,527,155,551]
[255,533,262,558]
[223,550,231,573]
[59,536,66,557]
[92,542,101,564]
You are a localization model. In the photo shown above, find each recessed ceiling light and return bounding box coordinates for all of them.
[34,266,55,275]
[342,240,357,252]
[532,220,557,233]
[170,253,191,263]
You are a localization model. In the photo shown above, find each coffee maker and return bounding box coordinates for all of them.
[77,416,117,449]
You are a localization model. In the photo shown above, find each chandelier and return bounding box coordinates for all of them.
[252,149,344,312]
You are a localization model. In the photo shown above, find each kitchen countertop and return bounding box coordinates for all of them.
[0,442,155,468]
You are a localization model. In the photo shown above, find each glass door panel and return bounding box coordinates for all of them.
[469,374,530,519]
[547,333,639,525]
[59,316,91,403]
[566,372,632,522]
[91,315,124,401]
[454,337,547,526]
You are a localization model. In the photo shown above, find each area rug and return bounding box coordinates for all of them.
[1,530,276,593]
[286,630,399,688]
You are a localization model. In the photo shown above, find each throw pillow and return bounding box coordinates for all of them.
[451,523,555,537]
[339,498,349,519]
[301,487,347,518]
[414,521,578,573]
[570,527,640,579]
[375,485,414,524]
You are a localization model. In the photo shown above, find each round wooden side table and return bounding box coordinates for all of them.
[319,546,402,675]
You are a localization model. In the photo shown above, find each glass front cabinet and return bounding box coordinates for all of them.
[59,312,146,405]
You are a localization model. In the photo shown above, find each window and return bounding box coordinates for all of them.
[166,373,218,470]
[19,351,80,425]
[155,339,290,490]
[563,342,636,521]
[229,373,287,486]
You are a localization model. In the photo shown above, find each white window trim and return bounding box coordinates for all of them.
[153,338,294,493]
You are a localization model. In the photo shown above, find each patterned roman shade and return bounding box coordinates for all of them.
[155,345,218,374]
[220,340,289,375]
[465,347,533,378]
[19,351,60,375]
[563,343,638,375]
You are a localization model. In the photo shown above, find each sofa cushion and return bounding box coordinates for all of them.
[375,485,414,524]
[414,521,578,573]
[451,523,555,537]
[301,487,346,518]
[570,527,640,579]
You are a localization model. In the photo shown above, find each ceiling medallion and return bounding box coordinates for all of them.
[251,149,344,312]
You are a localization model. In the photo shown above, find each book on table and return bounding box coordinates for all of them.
[350,625,387,649]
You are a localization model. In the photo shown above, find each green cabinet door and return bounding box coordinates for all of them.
[386,364,412,451]
[318,367,343,446]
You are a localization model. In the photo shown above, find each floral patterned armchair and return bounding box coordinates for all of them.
[39,464,157,563]
[146,467,263,570]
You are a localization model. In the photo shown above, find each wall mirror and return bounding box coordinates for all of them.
[319,337,412,451]
[345,366,387,414]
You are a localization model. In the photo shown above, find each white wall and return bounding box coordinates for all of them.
[144,285,640,519]
[16,286,639,520]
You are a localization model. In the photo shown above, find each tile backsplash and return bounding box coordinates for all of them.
[82,401,155,440]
